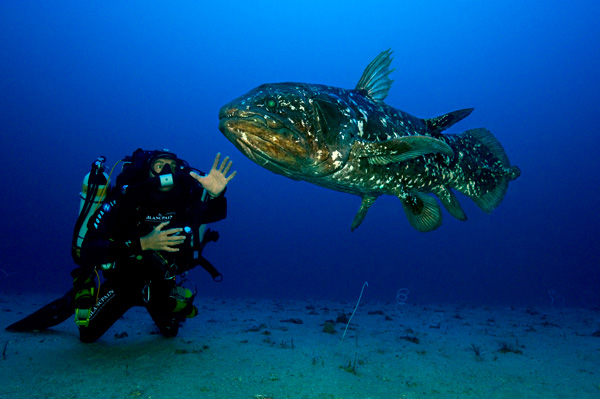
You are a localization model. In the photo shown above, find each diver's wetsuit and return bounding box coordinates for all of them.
[75,179,226,343]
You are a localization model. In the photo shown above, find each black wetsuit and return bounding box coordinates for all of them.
[74,179,227,343]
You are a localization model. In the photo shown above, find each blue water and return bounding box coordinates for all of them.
[1,1,599,307]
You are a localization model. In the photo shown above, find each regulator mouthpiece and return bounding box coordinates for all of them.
[158,164,174,187]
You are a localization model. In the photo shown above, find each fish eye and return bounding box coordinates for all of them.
[265,98,278,109]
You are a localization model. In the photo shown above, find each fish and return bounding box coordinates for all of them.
[218,49,521,232]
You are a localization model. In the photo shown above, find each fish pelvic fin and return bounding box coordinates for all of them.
[424,108,474,135]
[456,128,520,213]
[400,192,442,232]
[351,135,454,166]
[351,196,377,231]
[355,49,395,103]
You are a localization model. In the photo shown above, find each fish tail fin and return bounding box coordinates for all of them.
[456,128,520,213]
[400,192,442,232]
[507,165,521,181]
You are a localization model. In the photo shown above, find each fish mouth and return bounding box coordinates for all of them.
[218,106,307,176]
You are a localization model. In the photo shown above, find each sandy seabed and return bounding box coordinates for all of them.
[1,293,599,399]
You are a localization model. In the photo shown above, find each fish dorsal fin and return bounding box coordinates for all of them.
[351,135,454,165]
[423,108,474,135]
[355,49,395,102]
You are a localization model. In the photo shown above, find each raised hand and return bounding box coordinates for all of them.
[190,153,236,197]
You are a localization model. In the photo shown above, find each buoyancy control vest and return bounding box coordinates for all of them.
[71,148,223,281]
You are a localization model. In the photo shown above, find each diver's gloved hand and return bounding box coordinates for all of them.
[190,153,236,197]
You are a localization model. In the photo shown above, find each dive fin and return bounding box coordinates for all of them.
[351,196,377,231]
[5,289,75,332]
[355,49,395,102]
[351,136,454,166]
[424,108,474,135]
[400,192,442,232]
[432,186,467,221]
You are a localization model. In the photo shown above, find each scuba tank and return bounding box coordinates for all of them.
[72,157,109,264]
[72,156,109,327]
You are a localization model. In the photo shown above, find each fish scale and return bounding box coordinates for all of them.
[219,50,520,232]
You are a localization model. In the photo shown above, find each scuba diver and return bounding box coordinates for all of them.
[6,149,236,342]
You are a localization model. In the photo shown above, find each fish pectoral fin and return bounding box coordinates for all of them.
[352,136,454,166]
[400,192,442,232]
[351,196,377,231]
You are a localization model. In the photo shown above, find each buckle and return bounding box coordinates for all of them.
[75,308,91,327]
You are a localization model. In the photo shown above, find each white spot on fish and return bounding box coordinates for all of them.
[359,108,369,121]
[332,150,342,160]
